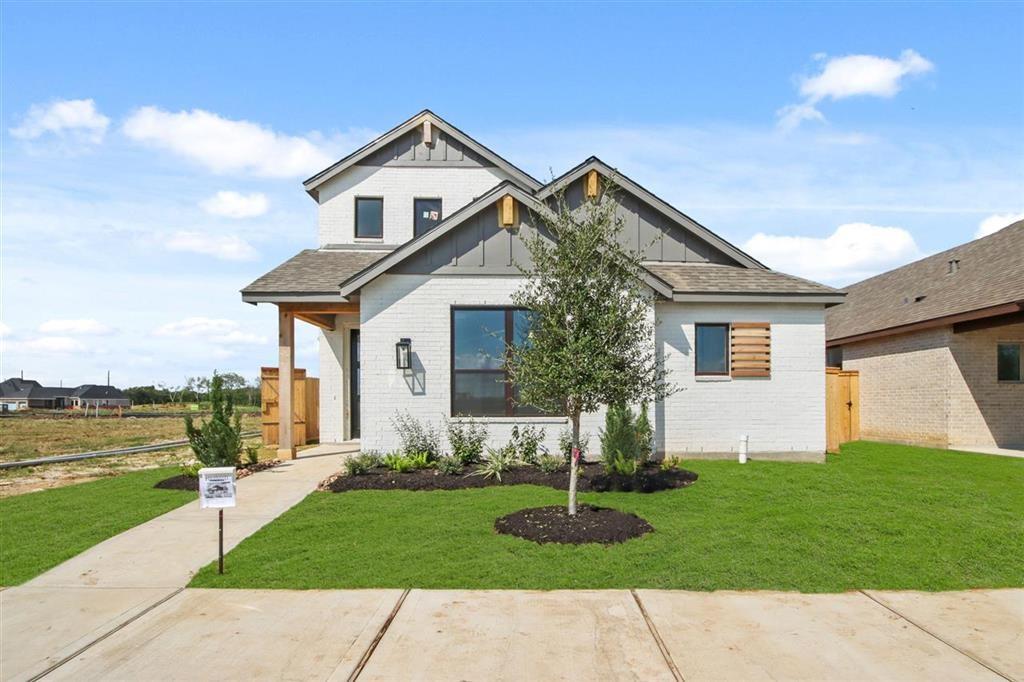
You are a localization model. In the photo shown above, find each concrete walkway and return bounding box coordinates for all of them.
[1,444,355,682]
[27,588,1024,681]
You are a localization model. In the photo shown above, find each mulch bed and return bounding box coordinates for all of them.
[319,462,697,493]
[154,460,282,491]
[494,504,654,545]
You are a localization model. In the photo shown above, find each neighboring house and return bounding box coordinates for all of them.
[0,377,130,410]
[826,222,1024,450]
[243,111,844,460]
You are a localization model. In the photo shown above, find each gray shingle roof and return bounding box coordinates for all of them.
[241,249,388,297]
[645,263,840,295]
[826,221,1024,342]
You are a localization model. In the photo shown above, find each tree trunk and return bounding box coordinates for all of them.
[568,409,581,515]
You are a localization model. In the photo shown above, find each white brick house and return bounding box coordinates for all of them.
[243,111,844,461]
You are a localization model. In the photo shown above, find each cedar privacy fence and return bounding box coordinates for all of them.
[825,367,860,453]
[260,367,319,447]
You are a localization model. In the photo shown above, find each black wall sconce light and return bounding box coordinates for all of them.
[395,338,412,370]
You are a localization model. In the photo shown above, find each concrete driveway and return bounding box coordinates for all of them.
[22,588,1023,681]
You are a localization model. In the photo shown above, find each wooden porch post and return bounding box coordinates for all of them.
[277,306,296,460]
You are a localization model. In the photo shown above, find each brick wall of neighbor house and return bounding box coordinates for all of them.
[356,274,828,456]
[841,327,953,447]
[656,302,828,456]
[947,321,1024,448]
[316,166,508,246]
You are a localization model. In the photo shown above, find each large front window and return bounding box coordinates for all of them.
[451,307,543,416]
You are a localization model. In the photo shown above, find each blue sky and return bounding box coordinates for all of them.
[2,1,1022,388]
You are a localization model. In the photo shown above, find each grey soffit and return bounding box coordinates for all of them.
[240,249,388,301]
[647,263,842,296]
[302,110,542,197]
[337,181,675,300]
[826,221,1024,342]
[539,157,767,271]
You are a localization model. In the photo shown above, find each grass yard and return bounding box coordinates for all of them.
[0,467,196,585]
[0,412,260,463]
[191,442,1024,592]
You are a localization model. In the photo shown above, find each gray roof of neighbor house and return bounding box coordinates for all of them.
[826,220,1024,343]
[647,263,843,302]
[72,385,127,399]
[0,378,40,399]
[241,249,388,302]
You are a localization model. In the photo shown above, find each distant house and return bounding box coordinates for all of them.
[826,222,1023,450]
[0,378,130,411]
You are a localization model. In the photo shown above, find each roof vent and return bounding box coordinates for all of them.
[947,258,960,274]
[914,295,927,303]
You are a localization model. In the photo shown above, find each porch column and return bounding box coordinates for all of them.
[277,306,296,460]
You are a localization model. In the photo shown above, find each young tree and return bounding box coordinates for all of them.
[184,372,243,468]
[506,181,675,514]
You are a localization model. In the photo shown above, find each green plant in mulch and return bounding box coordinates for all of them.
[183,372,243,468]
[471,443,518,482]
[392,411,440,460]
[510,424,546,465]
[445,417,488,465]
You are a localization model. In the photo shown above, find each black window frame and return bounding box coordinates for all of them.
[450,306,549,417]
[354,196,384,239]
[413,197,443,238]
[695,323,730,376]
[997,342,1022,382]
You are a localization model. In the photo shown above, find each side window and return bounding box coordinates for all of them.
[997,343,1022,382]
[695,323,729,376]
[355,197,383,239]
[414,198,442,238]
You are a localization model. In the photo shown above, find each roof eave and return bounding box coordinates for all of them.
[672,292,847,304]
[827,300,1024,346]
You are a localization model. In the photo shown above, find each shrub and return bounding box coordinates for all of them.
[436,456,464,475]
[383,452,416,473]
[558,428,590,463]
[180,461,202,478]
[392,411,440,460]
[635,403,653,463]
[344,452,381,476]
[445,417,488,465]
[244,445,260,467]
[511,425,546,464]
[600,403,638,471]
[471,443,517,482]
[537,454,564,474]
[406,452,432,470]
[660,455,684,471]
[607,450,639,477]
[184,373,243,468]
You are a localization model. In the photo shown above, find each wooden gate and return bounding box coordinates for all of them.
[826,368,860,453]
[261,367,319,447]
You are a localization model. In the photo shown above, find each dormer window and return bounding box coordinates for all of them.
[355,197,383,239]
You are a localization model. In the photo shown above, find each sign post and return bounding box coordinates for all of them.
[198,467,236,574]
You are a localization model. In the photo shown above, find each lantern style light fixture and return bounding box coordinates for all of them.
[395,338,412,370]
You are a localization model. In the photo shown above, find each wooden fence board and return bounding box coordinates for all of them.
[261,367,317,447]
[826,368,860,453]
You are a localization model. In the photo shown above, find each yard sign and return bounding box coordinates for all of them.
[198,466,236,574]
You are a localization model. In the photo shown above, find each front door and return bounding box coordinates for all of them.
[350,329,361,439]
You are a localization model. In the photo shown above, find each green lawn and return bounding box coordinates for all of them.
[1,467,195,585]
[190,442,1024,592]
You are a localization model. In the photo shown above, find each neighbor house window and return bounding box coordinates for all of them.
[997,343,1022,382]
[414,198,442,238]
[695,323,729,376]
[355,197,383,238]
[451,307,545,417]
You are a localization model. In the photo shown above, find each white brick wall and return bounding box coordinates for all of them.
[343,274,828,456]
[657,302,827,455]
[317,166,507,246]
[318,312,358,443]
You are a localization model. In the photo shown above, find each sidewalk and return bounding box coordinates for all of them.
[34,588,1024,681]
[0,444,355,682]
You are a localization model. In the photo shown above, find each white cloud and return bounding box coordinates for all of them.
[122,106,337,177]
[7,336,88,354]
[38,318,113,335]
[743,222,922,285]
[779,50,933,130]
[200,191,269,218]
[0,323,11,337]
[154,317,267,345]
[975,212,1024,238]
[165,231,257,260]
[10,98,110,144]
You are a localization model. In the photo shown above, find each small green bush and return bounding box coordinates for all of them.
[660,455,684,471]
[392,411,440,460]
[471,443,517,482]
[406,452,432,470]
[600,403,638,472]
[558,428,590,462]
[180,462,202,478]
[244,445,260,467]
[607,450,639,476]
[635,403,653,463]
[511,424,545,464]
[184,373,243,468]
[436,456,464,475]
[383,452,415,473]
[344,452,381,476]
[537,454,564,474]
[445,417,488,465]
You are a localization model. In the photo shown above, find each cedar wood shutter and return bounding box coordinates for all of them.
[730,323,771,377]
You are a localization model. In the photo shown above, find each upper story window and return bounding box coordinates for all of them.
[355,197,383,239]
[414,198,442,238]
[997,342,1022,382]
[695,323,729,376]
[451,307,546,417]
